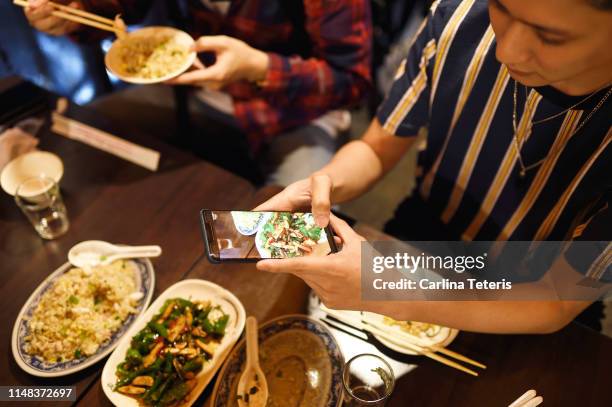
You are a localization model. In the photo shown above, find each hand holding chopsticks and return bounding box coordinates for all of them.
[321,305,486,376]
[15,0,126,38]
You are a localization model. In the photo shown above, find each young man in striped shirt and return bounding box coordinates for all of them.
[256,0,611,333]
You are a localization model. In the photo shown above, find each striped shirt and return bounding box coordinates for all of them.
[377,0,611,281]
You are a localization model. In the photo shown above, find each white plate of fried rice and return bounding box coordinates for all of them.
[12,255,155,377]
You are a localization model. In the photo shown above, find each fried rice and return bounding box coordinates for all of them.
[119,35,188,79]
[24,260,141,363]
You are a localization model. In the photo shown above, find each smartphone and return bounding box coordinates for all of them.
[200,209,338,263]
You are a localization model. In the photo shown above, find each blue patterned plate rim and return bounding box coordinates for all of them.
[211,314,345,407]
[11,258,155,377]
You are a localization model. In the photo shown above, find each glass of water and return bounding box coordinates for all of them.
[342,354,395,406]
[15,176,69,239]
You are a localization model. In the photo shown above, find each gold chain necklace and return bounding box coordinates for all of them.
[512,80,612,178]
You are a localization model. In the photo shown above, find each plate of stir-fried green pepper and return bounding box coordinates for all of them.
[102,280,245,407]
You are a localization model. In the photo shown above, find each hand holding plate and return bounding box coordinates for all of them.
[165,35,269,88]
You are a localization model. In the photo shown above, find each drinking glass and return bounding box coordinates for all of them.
[342,353,395,406]
[15,175,69,239]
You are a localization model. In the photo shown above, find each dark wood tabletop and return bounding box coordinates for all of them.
[1,82,611,407]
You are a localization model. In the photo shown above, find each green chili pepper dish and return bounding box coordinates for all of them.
[113,298,229,406]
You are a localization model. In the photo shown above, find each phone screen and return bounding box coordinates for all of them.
[202,210,336,261]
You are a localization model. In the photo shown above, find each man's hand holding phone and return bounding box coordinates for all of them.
[201,171,372,311]
[251,174,374,311]
[256,214,366,310]
[254,173,334,228]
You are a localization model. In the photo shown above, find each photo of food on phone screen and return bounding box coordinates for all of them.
[204,210,335,260]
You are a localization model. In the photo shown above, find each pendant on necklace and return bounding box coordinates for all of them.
[519,168,527,178]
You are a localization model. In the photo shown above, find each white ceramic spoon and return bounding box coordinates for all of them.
[237,316,268,407]
[68,240,161,268]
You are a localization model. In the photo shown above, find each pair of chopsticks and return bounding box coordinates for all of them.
[321,305,486,377]
[14,0,126,37]
[508,389,543,407]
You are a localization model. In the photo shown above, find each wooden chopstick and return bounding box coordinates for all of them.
[30,0,114,25]
[358,319,479,377]
[14,0,120,34]
[322,305,486,370]
[322,308,479,376]
[360,315,487,369]
[46,9,116,33]
[508,390,536,407]
[517,396,543,407]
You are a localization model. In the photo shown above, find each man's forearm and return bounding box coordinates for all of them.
[316,139,384,204]
[316,118,415,204]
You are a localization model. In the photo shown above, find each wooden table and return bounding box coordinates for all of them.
[1,83,611,407]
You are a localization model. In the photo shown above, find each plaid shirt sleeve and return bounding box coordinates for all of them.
[233,0,372,145]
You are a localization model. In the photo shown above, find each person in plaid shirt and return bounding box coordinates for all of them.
[24,0,372,185]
